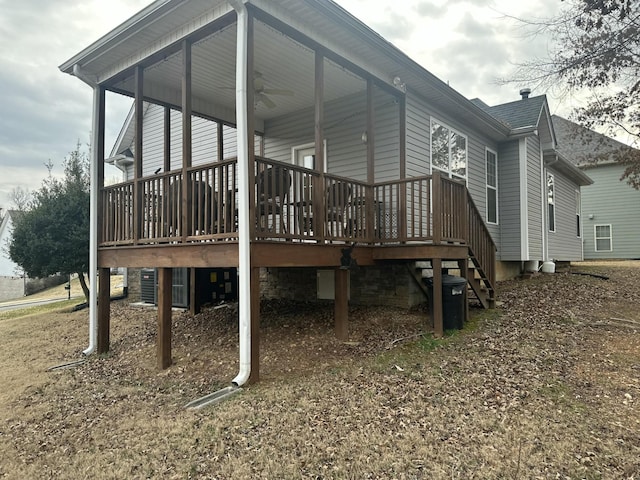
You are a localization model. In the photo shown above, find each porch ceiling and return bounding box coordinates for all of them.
[109,18,367,124]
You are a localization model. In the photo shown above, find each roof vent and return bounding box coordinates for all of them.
[520,88,531,99]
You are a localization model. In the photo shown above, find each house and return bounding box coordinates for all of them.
[552,115,640,260]
[471,92,593,271]
[0,210,26,301]
[59,0,590,384]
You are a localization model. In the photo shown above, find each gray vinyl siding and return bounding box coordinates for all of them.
[405,94,430,178]
[526,136,543,259]
[126,104,256,179]
[264,90,399,182]
[581,163,640,259]
[497,140,521,260]
[546,166,583,261]
[405,92,499,230]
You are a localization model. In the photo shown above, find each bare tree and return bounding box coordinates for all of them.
[8,186,31,211]
[504,0,640,187]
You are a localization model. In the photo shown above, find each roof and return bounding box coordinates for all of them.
[59,0,511,142]
[471,95,547,131]
[552,115,635,168]
[0,210,22,239]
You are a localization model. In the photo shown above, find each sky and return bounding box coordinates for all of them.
[0,0,576,208]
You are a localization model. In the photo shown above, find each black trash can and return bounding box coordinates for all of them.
[424,274,467,330]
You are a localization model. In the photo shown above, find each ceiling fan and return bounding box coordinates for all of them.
[220,71,294,108]
[253,71,294,108]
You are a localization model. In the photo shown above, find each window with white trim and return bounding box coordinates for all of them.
[486,148,498,224]
[547,173,555,232]
[576,190,581,238]
[431,119,467,179]
[594,224,612,252]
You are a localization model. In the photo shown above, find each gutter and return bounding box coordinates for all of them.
[73,65,100,356]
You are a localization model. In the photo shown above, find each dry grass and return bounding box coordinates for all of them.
[1,263,639,479]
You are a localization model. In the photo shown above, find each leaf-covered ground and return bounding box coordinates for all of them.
[0,262,639,479]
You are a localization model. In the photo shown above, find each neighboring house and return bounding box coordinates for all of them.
[552,115,640,260]
[60,0,592,381]
[0,210,26,300]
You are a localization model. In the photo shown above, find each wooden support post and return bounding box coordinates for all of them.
[97,268,111,354]
[157,267,172,370]
[334,268,349,341]
[189,268,201,316]
[248,267,260,384]
[458,258,470,325]
[365,78,375,243]
[432,258,443,338]
[181,40,193,241]
[432,170,442,245]
[398,95,407,242]
[133,65,144,244]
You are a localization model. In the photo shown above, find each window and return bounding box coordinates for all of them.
[547,173,555,232]
[486,149,498,224]
[431,119,467,179]
[576,190,581,238]
[595,224,612,252]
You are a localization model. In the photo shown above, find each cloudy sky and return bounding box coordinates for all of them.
[0,0,574,208]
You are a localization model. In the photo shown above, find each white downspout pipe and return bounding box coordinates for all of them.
[73,64,100,355]
[228,0,251,387]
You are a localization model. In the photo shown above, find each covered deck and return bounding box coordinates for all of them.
[61,1,497,383]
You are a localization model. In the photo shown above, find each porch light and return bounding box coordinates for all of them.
[361,131,368,144]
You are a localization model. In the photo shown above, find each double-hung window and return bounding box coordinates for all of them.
[547,173,555,232]
[431,119,467,180]
[595,225,612,252]
[486,149,498,224]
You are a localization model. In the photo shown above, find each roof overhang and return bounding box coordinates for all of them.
[543,149,593,186]
[59,0,511,140]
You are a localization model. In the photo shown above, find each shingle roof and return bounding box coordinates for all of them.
[551,115,633,167]
[471,95,546,130]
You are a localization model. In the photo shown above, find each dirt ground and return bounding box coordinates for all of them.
[0,262,639,479]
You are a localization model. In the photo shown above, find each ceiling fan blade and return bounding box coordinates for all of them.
[258,93,277,109]
[262,88,294,96]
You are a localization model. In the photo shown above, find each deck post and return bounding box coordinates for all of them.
[181,39,193,241]
[157,267,172,370]
[334,268,349,341]
[97,268,111,354]
[248,267,260,384]
[432,170,442,245]
[189,268,201,315]
[432,258,444,338]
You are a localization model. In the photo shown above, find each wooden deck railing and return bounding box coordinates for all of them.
[99,157,495,289]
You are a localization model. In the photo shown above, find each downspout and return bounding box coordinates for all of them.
[228,0,251,387]
[73,64,100,355]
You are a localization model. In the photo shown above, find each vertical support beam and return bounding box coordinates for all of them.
[457,259,469,325]
[133,65,144,244]
[96,87,106,246]
[248,267,260,384]
[157,267,173,370]
[85,77,105,355]
[334,268,349,341]
[432,170,442,245]
[246,14,257,239]
[97,268,111,354]
[398,95,407,242]
[164,106,171,173]
[432,258,444,338]
[189,268,202,316]
[217,122,224,162]
[181,40,193,241]
[314,51,325,242]
[365,78,376,242]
